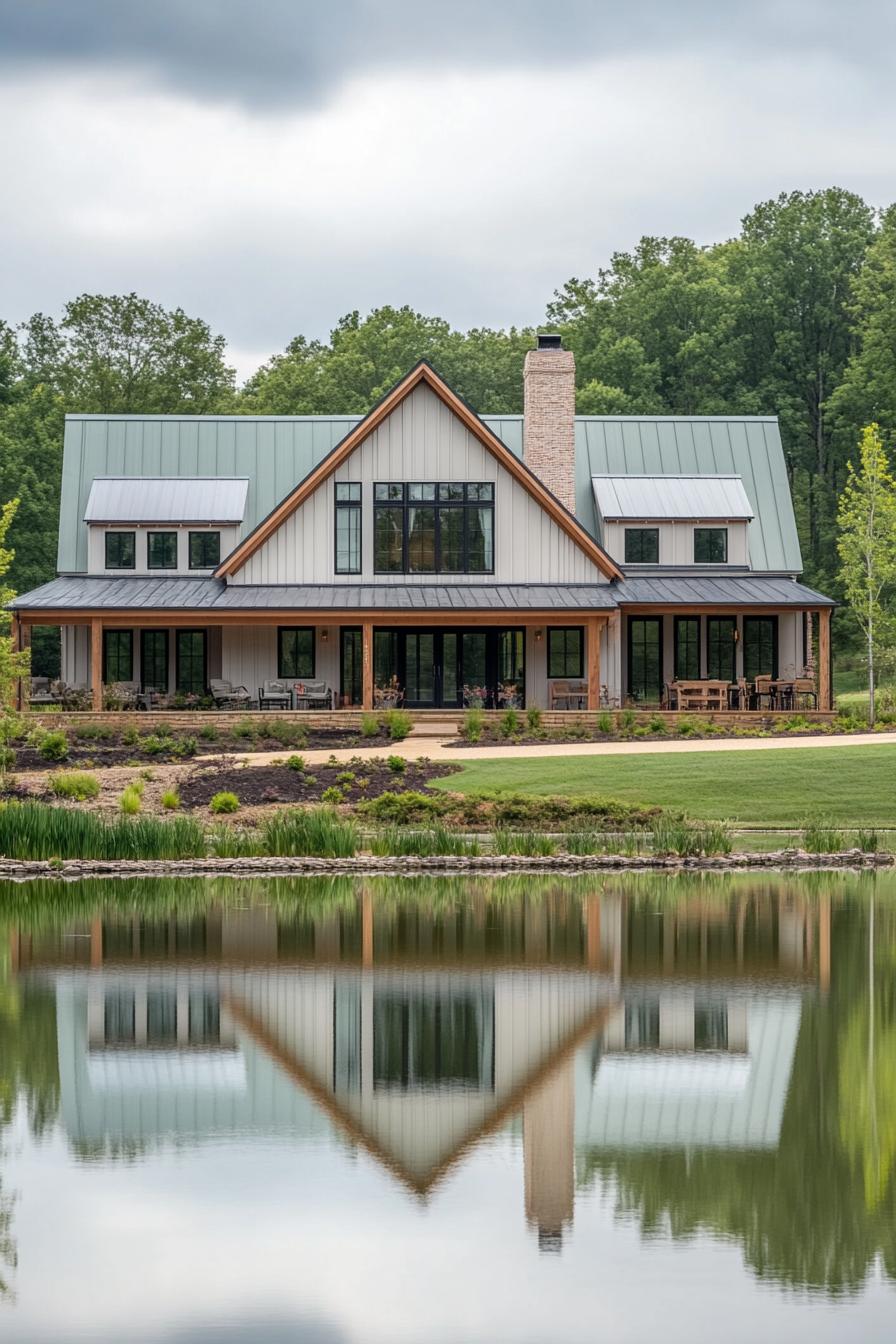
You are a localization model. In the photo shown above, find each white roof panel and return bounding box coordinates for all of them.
[84,477,248,524]
[592,473,754,521]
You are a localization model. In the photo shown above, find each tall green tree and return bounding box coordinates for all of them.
[836,424,896,724]
[830,205,896,456]
[0,499,30,710]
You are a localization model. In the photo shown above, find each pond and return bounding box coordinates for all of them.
[1,870,895,1342]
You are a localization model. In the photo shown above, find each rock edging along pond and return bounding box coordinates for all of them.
[0,849,892,880]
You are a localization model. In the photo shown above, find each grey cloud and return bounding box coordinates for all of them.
[0,0,891,109]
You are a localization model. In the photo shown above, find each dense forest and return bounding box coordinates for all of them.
[3,186,896,666]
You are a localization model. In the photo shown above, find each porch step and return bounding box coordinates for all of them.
[407,720,460,739]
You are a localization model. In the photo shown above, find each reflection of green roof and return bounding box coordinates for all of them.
[57,412,801,574]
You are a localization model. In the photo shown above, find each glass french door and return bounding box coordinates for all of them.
[370,627,526,709]
[404,633,436,707]
[340,628,362,706]
[743,616,778,680]
[175,630,207,696]
[628,618,662,703]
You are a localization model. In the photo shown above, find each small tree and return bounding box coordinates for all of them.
[837,425,896,725]
[0,498,30,713]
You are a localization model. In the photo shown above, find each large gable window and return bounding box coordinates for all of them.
[105,531,135,570]
[694,528,728,563]
[373,483,494,575]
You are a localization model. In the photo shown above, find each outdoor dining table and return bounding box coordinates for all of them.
[670,680,733,711]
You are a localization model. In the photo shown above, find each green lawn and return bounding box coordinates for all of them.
[434,744,896,826]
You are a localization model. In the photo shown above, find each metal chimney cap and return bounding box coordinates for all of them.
[536,332,563,350]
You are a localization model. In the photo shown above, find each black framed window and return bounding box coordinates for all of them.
[674,617,700,680]
[706,617,736,681]
[278,627,315,679]
[102,629,133,683]
[373,483,494,574]
[188,531,220,569]
[694,527,728,563]
[105,531,135,570]
[624,528,659,563]
[743,616,778,680]
[335,483,361,574]
[147,531,178,570]
[140,630,169,691]
[547,627,584,678]
[176,630,207,695]
[628,618,662,703]
[340,627,362,706]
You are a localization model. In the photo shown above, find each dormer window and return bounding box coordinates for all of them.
[105,531,135,570]
[694,528,728,564]
[624,528,659,563]
[189,531,221,569]
[147,531,178,569]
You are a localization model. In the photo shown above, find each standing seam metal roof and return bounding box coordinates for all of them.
[591,474,754,521]
[84,477,249,523]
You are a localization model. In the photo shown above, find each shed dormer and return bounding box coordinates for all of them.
[592,474,754,569]
[84,477,248,576]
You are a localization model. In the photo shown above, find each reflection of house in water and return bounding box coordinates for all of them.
[13,885,830,1251]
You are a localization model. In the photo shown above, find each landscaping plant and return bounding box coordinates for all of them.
[50,771,100,801]
[210,791,240,814]
[261,807,359,857]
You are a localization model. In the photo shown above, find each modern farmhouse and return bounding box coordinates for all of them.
[10,337,835,713]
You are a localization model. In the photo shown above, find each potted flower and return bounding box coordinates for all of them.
[497,682,521,709]
[463,684,490,708]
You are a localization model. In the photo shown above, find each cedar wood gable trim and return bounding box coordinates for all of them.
[214,361,623,581]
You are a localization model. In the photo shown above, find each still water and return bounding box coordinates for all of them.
[1,870,895,1342]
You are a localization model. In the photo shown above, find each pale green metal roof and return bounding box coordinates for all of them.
[57,411,801,575]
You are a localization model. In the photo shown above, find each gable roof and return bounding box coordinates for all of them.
[213,361,622,581]
[592,474,754,522]
[84,476,248,524]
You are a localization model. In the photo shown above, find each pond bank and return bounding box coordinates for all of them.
[0,848,892,881]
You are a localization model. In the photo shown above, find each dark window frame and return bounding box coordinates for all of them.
[334,482,362,575]
[102,629,133,683]
[743,615,779,681]
[140,629,169,692]
[547,627,584,678]
[104,530,136,570]
[706,616,737,682]
[624,528,660,564]
[674,616,701,680]
[277,626,316,680]
[627,616,663,703]
[373,482,495,575]
[188,531,220,569]
[175,629,207,696]
[147,530,178,570]
[694,527,728,564]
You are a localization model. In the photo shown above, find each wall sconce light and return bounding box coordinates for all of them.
[535,629,544,642]
[733,628,740,643]
[320,629,329,643]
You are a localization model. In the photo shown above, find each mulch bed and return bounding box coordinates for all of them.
[177,757,457,809]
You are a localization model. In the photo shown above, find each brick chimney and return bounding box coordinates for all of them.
[523,333,577,514]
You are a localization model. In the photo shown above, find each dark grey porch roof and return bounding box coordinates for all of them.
[12,574,833,613]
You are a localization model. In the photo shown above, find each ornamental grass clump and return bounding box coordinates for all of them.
[382,708,412,741]
[462,708,484,742]
[493,830,557,857]
[370,825,480,857]
[361,714,380,739]
[50,771,100,801]
[210,791,240,815]
[206,823,260,858]
[160,789,181,810]
[261,806,358,858]
[0,801,205,860]
[649,815,732,857]
[119,787,142,815]
[802,818,844,853]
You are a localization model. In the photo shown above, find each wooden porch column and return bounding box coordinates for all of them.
[818,607,832,711]
[91,617,103,712]
[361,621,374,711]
[587,617,601,711]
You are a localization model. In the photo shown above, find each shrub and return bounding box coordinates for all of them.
[170,736,198,759]
[387,755,406,774]
[285,754,305,773]
[122,727,141,746]
[462,708,485,742]
[616,709,636,733]
[119,787,142,815]
[370,825,480,857]
[231,718,257,740]
[74,722,113,741]
[0,746,15,772]
[357,790,449,824]
[596,712,614,735]
[336,770,356,786]
[321,786,344,804]
[264,719,307,747]
[361,714,380,738]
[161,789,181,810]
[647,714,667,735]
[50,771,100,801]
[802,818,844,853]
[383,708,412,741]
[526,707,542,732]
[140,734,171,756]
[493,829,557,857]
[500,708,520,739]
[0,802,205,860]
[199,723,219,741]
[262,807,358,857]
[210,791,240,814]
[38,730,69,762]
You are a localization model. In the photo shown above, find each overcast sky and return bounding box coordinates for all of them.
[2,1,895,380]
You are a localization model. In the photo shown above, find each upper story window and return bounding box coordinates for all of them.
[189,531,220,569]
[373,482,494,575]
[624,528,659,564]
[694,527,728,563]
[335,483,361,574]
[105,531,135,570]
[147,531,178,570]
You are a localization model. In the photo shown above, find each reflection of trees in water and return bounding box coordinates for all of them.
[580,894,896,1295]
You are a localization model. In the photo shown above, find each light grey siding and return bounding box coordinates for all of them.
[604,520,750,567]
[87,525,240,575]
[234,385,605,586]
[221,625,340,697]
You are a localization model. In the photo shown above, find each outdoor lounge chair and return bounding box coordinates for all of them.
[28,677,58,707]
[210,678,253,710]
[258,679,292,710]
[291,679,335,710]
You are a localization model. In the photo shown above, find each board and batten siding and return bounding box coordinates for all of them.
[602,520,750,567]
[231,385,606,586]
